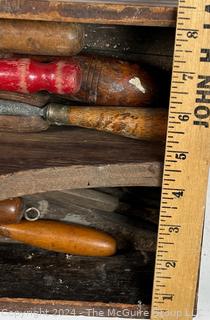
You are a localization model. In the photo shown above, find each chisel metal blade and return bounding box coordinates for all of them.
[0,99,43,117]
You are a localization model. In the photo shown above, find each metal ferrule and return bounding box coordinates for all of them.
[45,103,70,125]
[24,207,41,221]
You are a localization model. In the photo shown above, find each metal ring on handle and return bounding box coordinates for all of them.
[24,207,41,221]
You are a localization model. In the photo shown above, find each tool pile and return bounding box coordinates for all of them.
[0,186,159,257]
[0,19,167,141]
[0,20,162,257]
[0,187,158,303]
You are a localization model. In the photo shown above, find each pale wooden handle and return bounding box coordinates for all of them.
[67,107,167,140]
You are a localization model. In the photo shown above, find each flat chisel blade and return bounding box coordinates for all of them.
[0,99,43,117]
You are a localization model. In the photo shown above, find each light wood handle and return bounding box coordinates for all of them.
[0,220,117,256]
[0,20,84,56]
[47,105,168,140]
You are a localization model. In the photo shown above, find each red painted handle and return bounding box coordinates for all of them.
[0,58,81,94]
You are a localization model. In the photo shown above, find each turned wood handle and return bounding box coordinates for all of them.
[4,55,157,106]
[47,105,168,141]
[0,58,81,94]
[68,55,157,107]
[0,220,117,256]
[0,198,24,224]
[0,19,84,56]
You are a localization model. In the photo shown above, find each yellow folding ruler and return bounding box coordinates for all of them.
[151,0,210,319]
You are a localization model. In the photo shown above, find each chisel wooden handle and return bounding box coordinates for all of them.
[0,220,117,256]
[0,198,24,224]
[46,105,167,140]
[0,19,84,56]
[3,55,157,106]
[68,55,157,107]
[0,58,81,94]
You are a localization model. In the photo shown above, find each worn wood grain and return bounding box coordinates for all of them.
[0,19,84,56]
[0,115,49,133]
[0,127,164,199]
[0,244,154,306]
[47,106,167,140]
[0,298,150,319]
[0,0,177,27]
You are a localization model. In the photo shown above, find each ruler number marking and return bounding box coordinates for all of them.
[175,152,187,160]
[168,226,180,234]
[186,30,199,39]
[165,261,177,269]
[172,190,184,198]
[178,114,190,121]
[152,1,210,318]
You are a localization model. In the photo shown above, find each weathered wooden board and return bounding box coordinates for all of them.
[0,128,164,199]
[0,298,150,319]
[0,244,155,305]
[0,0,178,27]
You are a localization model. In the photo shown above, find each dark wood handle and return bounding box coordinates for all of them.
[0,198,24,224]
[0,220,117,256]
[69,55,157,107]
